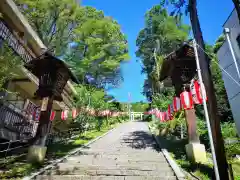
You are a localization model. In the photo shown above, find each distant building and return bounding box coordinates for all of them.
[217,9,240,135]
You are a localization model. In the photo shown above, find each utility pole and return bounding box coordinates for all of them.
[193,40,220,180]
[189,1,229,177]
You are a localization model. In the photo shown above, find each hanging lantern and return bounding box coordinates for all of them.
[163,112,167,121]
[173,97,181,112]
[154,108,159,116]
[61,110,69,120]
[167,106,173,120]
[155,110,160,118]
[180,91,194,110]
[168,104,174,115]
[72,108,77,119]
[190,79,208,105]
[165,111,169,121]
[159,112,164,122]
[50,111,56,121]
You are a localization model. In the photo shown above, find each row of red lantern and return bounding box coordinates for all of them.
[51,108,127,121]
[145,80,207,122]
[32,107,127,121]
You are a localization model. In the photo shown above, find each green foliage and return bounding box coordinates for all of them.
[151,87,175,110]
[221,122,238,138]
[16,0,129,88]
[0,41,22,89]
[15,0,79,55]
[130,102,149,112]
[136,5,190,100]
[205,38,233,122]
[213,34,225,53]
[72,84,126,131]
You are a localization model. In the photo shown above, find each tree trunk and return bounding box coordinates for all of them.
[189,0,229,179]
[232,0,240,24]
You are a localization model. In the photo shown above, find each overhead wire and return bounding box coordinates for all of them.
[195,42,240,88]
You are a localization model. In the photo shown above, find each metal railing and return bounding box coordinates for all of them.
[0,127,82,160]
[0,138,30,154]
[0,101,38,139]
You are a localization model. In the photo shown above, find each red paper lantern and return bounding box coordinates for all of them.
[173,97,181,112]
[156,110,160,118]
[168,104,174,118]
[72,108,77,119]
[180,91,194,110]
[61,110,69,120]
[190,80,208,105]
[50,111,56,121]
[167,105,173,120]
[165,111,169,121]
[159,112,165,122]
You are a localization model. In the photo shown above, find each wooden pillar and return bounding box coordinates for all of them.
[185,108,207,163]
[27,96,54,163]
[184,108,200,143]
[33,96,54,146]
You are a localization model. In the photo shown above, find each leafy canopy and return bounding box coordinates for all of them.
[15,0,129,88]
[135,5,190,100]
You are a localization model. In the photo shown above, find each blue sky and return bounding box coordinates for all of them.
[82,0,234,103]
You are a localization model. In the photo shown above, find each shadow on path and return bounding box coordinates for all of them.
[122,130,159,151]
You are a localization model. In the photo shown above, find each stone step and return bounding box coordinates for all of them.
[54,169,175,176]
[73,151,163,156]
[66,154,165,161]
[36,175,177,180]
[56,163,172,172]
[76,152,162,156]
[62,159,170,168]
[65,159,168,166]
[79,149,160,154]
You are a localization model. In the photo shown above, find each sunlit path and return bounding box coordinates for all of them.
[36,122,177,180]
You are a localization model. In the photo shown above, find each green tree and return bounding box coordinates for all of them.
[0,41,22,89]
[68,17,129,88]
[131,102,149,112]
[15,0,129,88]
[151,87,175,110]
[136,5,189,100]
[161,0,230,177]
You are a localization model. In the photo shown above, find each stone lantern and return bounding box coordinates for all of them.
[159,43,207,163]
[24,50,79,163]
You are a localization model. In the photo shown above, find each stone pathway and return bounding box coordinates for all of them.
[36,121,177,180]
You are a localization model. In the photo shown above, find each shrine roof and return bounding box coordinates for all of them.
[24,51,80,84]
[160,43,196,82]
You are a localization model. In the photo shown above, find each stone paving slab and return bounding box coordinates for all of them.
[57,163,172,171]
[38,122,177,179]
[37,175,177,180]
[64,169,175,176]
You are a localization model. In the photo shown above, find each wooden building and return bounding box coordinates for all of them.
[0,0,77,141]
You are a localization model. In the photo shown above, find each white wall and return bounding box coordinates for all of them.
[217,9,240,135]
